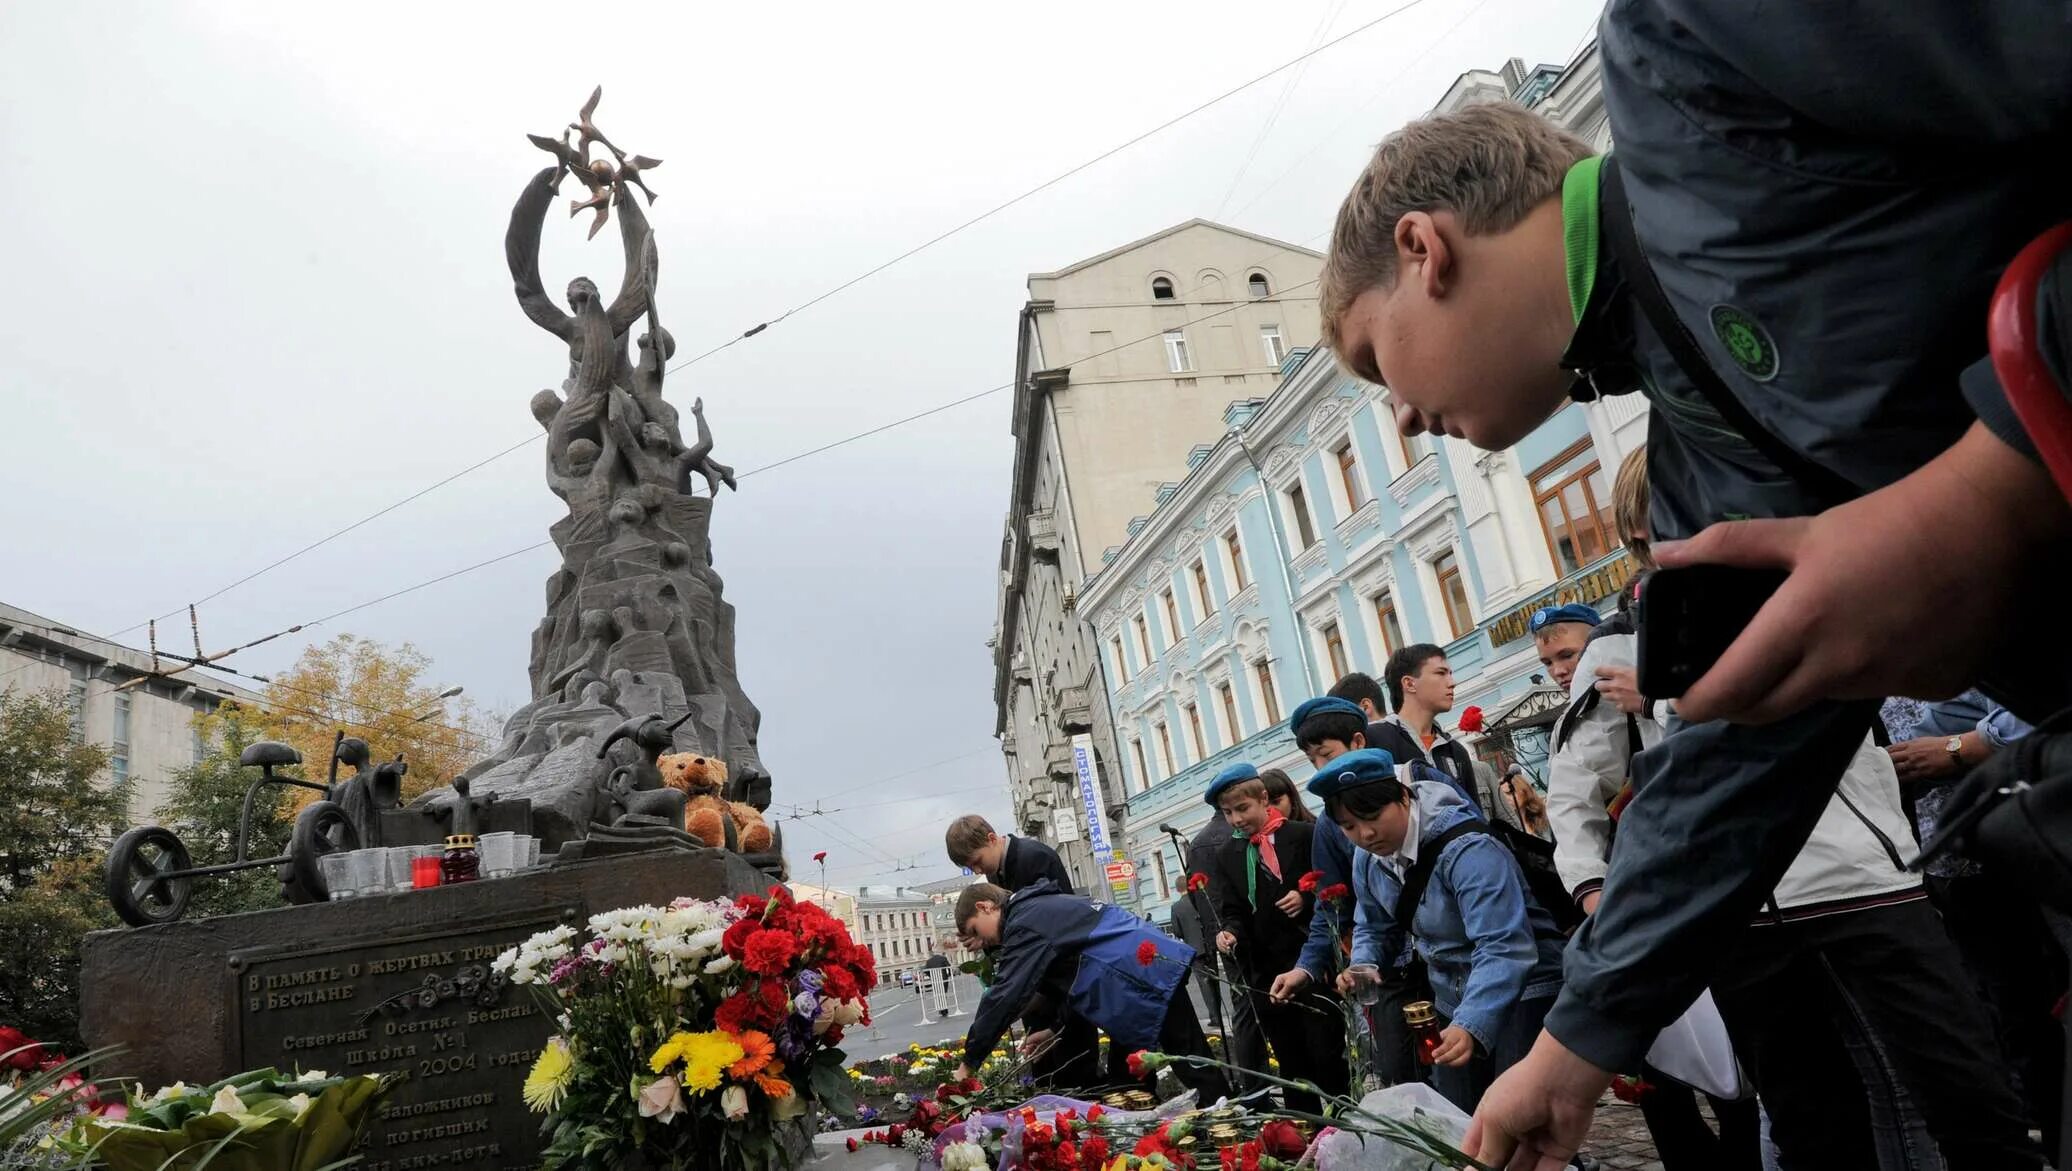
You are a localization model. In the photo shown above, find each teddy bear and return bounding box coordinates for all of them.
[656,751,772,853]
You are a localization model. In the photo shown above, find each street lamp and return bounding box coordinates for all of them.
[410,686,464,723]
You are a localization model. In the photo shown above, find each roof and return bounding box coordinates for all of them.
[0,600,265,703]
[1029,219,1323,281]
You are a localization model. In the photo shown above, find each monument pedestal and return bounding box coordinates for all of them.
[81,844,771,1171]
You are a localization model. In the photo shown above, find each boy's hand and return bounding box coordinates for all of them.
[1268,969,1311,1003]
[1578,890,1602,916]
[1430,1025,1477,1067]
[1465,1032,1609,1171]
[1018,1029,1055,1057]
[1274,891,1304,917]
[1656,424,2067,725]
[953,1063,971,1082]
[1216,931,1237,954]
[1887,736,1966,784]
[1592,666,1645,715]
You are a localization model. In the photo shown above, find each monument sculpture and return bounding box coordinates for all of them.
[413,87,778,868]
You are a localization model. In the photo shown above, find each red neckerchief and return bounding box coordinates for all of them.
[1247,809,1286,883]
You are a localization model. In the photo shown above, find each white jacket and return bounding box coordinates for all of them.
[1548,631,1923,920]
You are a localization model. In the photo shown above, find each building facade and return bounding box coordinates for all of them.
[787,881,863,944]
[854,885,938,988]
[991,221,1324,901]
[911,872,983,967]
[0,601,264,822]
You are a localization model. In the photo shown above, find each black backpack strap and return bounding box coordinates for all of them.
[1394,821,1486,928]
[1599,159,1858,510]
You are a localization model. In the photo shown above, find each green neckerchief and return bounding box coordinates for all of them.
[1561,155,1604,325]
[1232,827,1260,911]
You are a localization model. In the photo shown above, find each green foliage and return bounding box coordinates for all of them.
[0,687,126,1050]
[154,707,293,918]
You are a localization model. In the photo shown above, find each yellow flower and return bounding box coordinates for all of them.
[650,1030,744,1094]
[524,1038,575,1114]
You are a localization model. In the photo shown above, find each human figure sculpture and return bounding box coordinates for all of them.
[329,737,407,849]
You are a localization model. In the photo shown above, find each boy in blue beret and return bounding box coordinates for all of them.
[1203,762,1348,1113]
[1282,748,1565,1113]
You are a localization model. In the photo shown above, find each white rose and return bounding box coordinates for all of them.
[942,1142,991,1171]
[286,1093,313,1120]
[721,1085,749,1121]
[208,1085,245,1116]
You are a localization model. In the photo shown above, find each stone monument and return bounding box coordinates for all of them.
[411,86,779,868]
[81,91,783,1171]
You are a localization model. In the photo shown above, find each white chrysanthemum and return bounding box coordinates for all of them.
[703,955,736,975]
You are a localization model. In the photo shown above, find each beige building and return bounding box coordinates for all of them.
[912,871,982,966]
[990,221,1322,898]
[0,601,264,822]
[855,885,937,988]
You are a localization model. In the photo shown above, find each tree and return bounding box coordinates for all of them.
[0,687,124,1049]
[239,634,498,806]
[153,704,294,919]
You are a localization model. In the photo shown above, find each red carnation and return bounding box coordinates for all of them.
[1611,1074,1656,1103]
[1316,883,1351,903]
[1185,872,1210,893]
[812,850,828,863]
[1126,1050,1148,1079]
[1136,940,1159,967]
[846,1138,860,1152]
[1458,705,1485,733]
[1259,1119,1306,1157]
[1082,1137,1110,1167]
[823,965,861,1002]
[0,1026,46,1072]
[886,1124,906,1145]
[722,917,760,959]
[1221,1146,1239,1171]
[743,928,798,975]
[715,992,756,1035]
[1086,1104,1105,1123]
[1296,869,1323,893]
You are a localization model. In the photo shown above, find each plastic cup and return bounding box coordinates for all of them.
[348,848,386,897]
[1344,963,1384,1006]
[480,832,518,878]
[319,852,353,900]
[384,847,416,892]
[524,837,541,869]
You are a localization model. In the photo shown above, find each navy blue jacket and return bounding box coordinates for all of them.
[1545,0,2072,1073]
[961,881,1194,1068]
[997,834,1075,895]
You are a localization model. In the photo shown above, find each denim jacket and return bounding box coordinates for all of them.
[1348,782,1566,1053]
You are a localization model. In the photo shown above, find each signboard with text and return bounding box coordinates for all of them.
[1069,735,1114,864]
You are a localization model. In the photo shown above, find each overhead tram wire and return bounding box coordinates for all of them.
[28,276,1323,682]
[661,0,1434,378]
[1211,0,1355,222]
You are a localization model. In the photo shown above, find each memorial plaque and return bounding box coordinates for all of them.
[231,914,563,1170]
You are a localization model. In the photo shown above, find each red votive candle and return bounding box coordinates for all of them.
[412,856,444,889]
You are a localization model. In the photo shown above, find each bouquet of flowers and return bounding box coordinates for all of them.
[67,1068,392,1171]
[2,1029,124,1166]
[496,885,872,1170]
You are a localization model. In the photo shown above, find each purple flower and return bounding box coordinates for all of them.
[795,969,825,994]
[774,1016,813,1064]
[548,955,583,985]
[793,990,821,1021]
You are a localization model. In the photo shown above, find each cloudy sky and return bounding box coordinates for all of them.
[0,0,1601,890]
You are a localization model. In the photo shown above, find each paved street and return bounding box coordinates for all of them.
[847,973,989,1063]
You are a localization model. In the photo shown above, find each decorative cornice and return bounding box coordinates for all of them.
[1388,451,1443,508]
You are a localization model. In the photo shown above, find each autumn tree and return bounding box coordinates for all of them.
[0,687,124,1048]
[240,634,498,805]
[153,703,295,918]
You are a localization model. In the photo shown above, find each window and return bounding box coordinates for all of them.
[1163,330,1193,372]
[1398,428,1431,469]
[1435,551,1473,639]
[1153,851,1171,900]
[1160,588,1181,643]
[113,693,131,749]
[1322,621,1349,680]
[1336,442,1365,510]
[1531,440,1619,575]
[1247,272,1270,298]
[1224,529,1249,591]
[1285,483,1317,550]
[1373,591,1405,657]
[1218,681,1242,742]
[1186,703,1207,758]
[1112,635,1130,682]
[1260,324,1287,366]
[67,681,85,744]
[1132,739,1152,792]
[112,754,128,785]
[1253,660,1282,724]
[1154,722,1176,778]
[1191,559,1214,618]
[1133,612,1153,664]
[1152,276,1175,300]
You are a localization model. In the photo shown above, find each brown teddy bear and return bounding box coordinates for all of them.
[656,752,772,853]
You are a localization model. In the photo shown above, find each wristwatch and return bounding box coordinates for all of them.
[1945,735,1965,762]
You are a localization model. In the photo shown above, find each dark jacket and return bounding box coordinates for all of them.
[1184,818,1238,961]
[1543,0,2072,1074]
[997,834,1075,895]
[961,881,1193,1068]
[1295,816,1357,978]
[1210,819,1319,978]
[1365,718,1479,808]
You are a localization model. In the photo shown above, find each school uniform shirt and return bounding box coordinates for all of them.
[1348,781,1565,1056]
[960,880,1192,1069]
[996,834,1076,895]
[1209,819,1318,978]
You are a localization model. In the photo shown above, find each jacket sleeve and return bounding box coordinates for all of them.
[1978,705,2035,752]
[1296,820,1352,979]
[1439,836,1545,1053]
[963,921,1056,1069]
[1348,854,1404,970]
[1546,701,1867,1073]
[1548,640,1631,902]
[1210,839,1250,945]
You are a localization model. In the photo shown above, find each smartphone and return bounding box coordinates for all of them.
[1634,566,1788,699]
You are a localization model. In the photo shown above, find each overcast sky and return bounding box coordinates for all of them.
[0,0,1601,890]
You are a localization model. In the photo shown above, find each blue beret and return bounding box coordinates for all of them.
[1203,762,1260,807]
[1305,748,1400,800]
[1287,696,1366,737]
[1528,602,1601,635]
